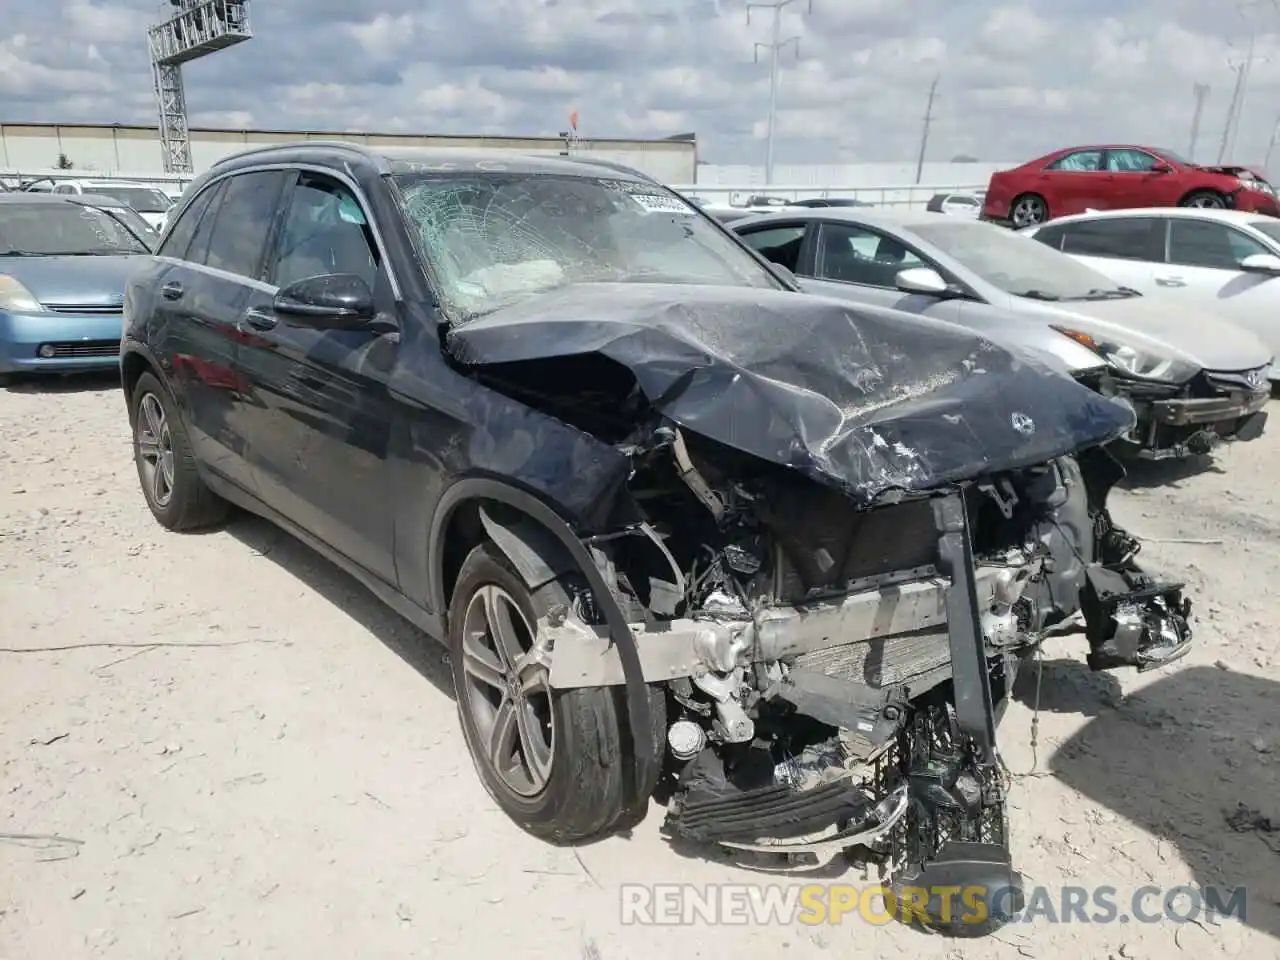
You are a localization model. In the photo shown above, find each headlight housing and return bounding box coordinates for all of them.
[0,275,45,313]
[1051,325,1199,383]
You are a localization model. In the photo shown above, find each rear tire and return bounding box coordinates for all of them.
[1179,189,1227,209]
[448,542,662,843]
[129,371,228,530]
[1009,193,1048,227]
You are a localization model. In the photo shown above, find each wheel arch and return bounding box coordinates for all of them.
[1176,185,1228,205]
[428,478,656,800]
[120,344,174,423]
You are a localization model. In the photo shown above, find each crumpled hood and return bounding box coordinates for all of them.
[447,283,1136,504]
[0,254,146,307]
[1018,295,1273,372]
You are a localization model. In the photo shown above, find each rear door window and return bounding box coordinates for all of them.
[200,171,289,279]
[1028,223,1067,250]
[1059,218,1165,261]
[1168,219,1268,269]
[1045,150,1104,172]
[182,180,229,265]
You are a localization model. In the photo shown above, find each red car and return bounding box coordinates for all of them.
[982,144,1280,227]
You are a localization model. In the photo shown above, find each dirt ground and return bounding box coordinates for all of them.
[2,373,1277,959]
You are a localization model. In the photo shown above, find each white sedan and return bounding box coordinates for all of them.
[1021,207,1280,378]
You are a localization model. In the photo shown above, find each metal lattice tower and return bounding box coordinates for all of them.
[147,1,252,174]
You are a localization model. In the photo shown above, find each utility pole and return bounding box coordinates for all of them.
[1218,56,1248,163]
[1221,0,1273,161]
[1264,114,1280,172]
[748,0,811,184]
[1189,83,1209,161]
[914,74,940,184]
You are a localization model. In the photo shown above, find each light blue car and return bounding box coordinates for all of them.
[0,194,153,385]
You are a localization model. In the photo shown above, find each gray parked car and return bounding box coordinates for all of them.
[731,209,1273,460]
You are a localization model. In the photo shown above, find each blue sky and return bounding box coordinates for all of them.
[3,1,1279,165]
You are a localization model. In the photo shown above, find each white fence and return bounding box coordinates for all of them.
[669,183,985,209]
[1,168,195,192]
[2,168,986,211]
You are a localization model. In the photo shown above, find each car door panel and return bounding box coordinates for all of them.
[236,170,399,584]
[144,179,257,493]
[1100,149,1185,209]
[797,220,968,323]
[1038,150,1108,214]
[1155,219,1280,361]
[175,171,288,496]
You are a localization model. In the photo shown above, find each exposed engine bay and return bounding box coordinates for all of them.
[446,283,1196,931]
[480,416,1192,927]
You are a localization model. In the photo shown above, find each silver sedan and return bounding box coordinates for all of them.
[729,208,1273,460]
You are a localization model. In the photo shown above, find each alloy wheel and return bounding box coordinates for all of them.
[1011,196,1046,226]
[135,392,175,508]
[1188,194,1225,208]
[459,584,556,797]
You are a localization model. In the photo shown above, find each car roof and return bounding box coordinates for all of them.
[209,140,656,183]
[1035,207,1271,227]
[731,206,964,231]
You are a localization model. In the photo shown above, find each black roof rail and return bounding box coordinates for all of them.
[558,155,658,183]
[210,139,375,168]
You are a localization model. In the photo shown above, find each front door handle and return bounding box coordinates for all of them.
[161,280,183,300]
[1154,275,1186,287]
[241,308,277,331]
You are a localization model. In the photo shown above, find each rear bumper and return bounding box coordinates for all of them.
[0,309,122,375]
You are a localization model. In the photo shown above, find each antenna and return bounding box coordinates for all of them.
[147,1,253,174]
[914,75,940,184]
[747,0,812,185]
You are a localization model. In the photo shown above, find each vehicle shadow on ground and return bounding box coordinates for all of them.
[222,512,454,700]
[1020,660,1280,940]
[1117,453,1224,490]
[1,371,121,394]
[221,510,666,848]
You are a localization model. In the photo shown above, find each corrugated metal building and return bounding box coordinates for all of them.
[0,122,699,185]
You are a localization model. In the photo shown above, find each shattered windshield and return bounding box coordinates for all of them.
[393,172,782,318]
[910,220,1125,300]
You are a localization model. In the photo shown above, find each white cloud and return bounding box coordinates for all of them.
[5,0,1280,169]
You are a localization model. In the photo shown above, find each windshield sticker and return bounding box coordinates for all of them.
[630,193,695,215]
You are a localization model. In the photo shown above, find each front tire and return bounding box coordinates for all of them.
[1179,189,1227,209]
[448,542,658,843]
[130,371,228,530]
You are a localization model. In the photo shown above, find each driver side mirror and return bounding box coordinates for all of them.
[895,266,951,296]
[273,273,377,329]
[1239,253,1280,275]
[1150,162,1173,173]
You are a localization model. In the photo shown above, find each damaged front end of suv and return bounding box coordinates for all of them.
[444,282,1194,932]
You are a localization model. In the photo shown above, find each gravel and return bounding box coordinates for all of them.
[2,374,1277,958]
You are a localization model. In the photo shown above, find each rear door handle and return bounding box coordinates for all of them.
[161,280,183,300]
[1154,275,1186,287]
[241,308,277,331]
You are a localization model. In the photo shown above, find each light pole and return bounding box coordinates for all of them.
[747,0,811,184]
